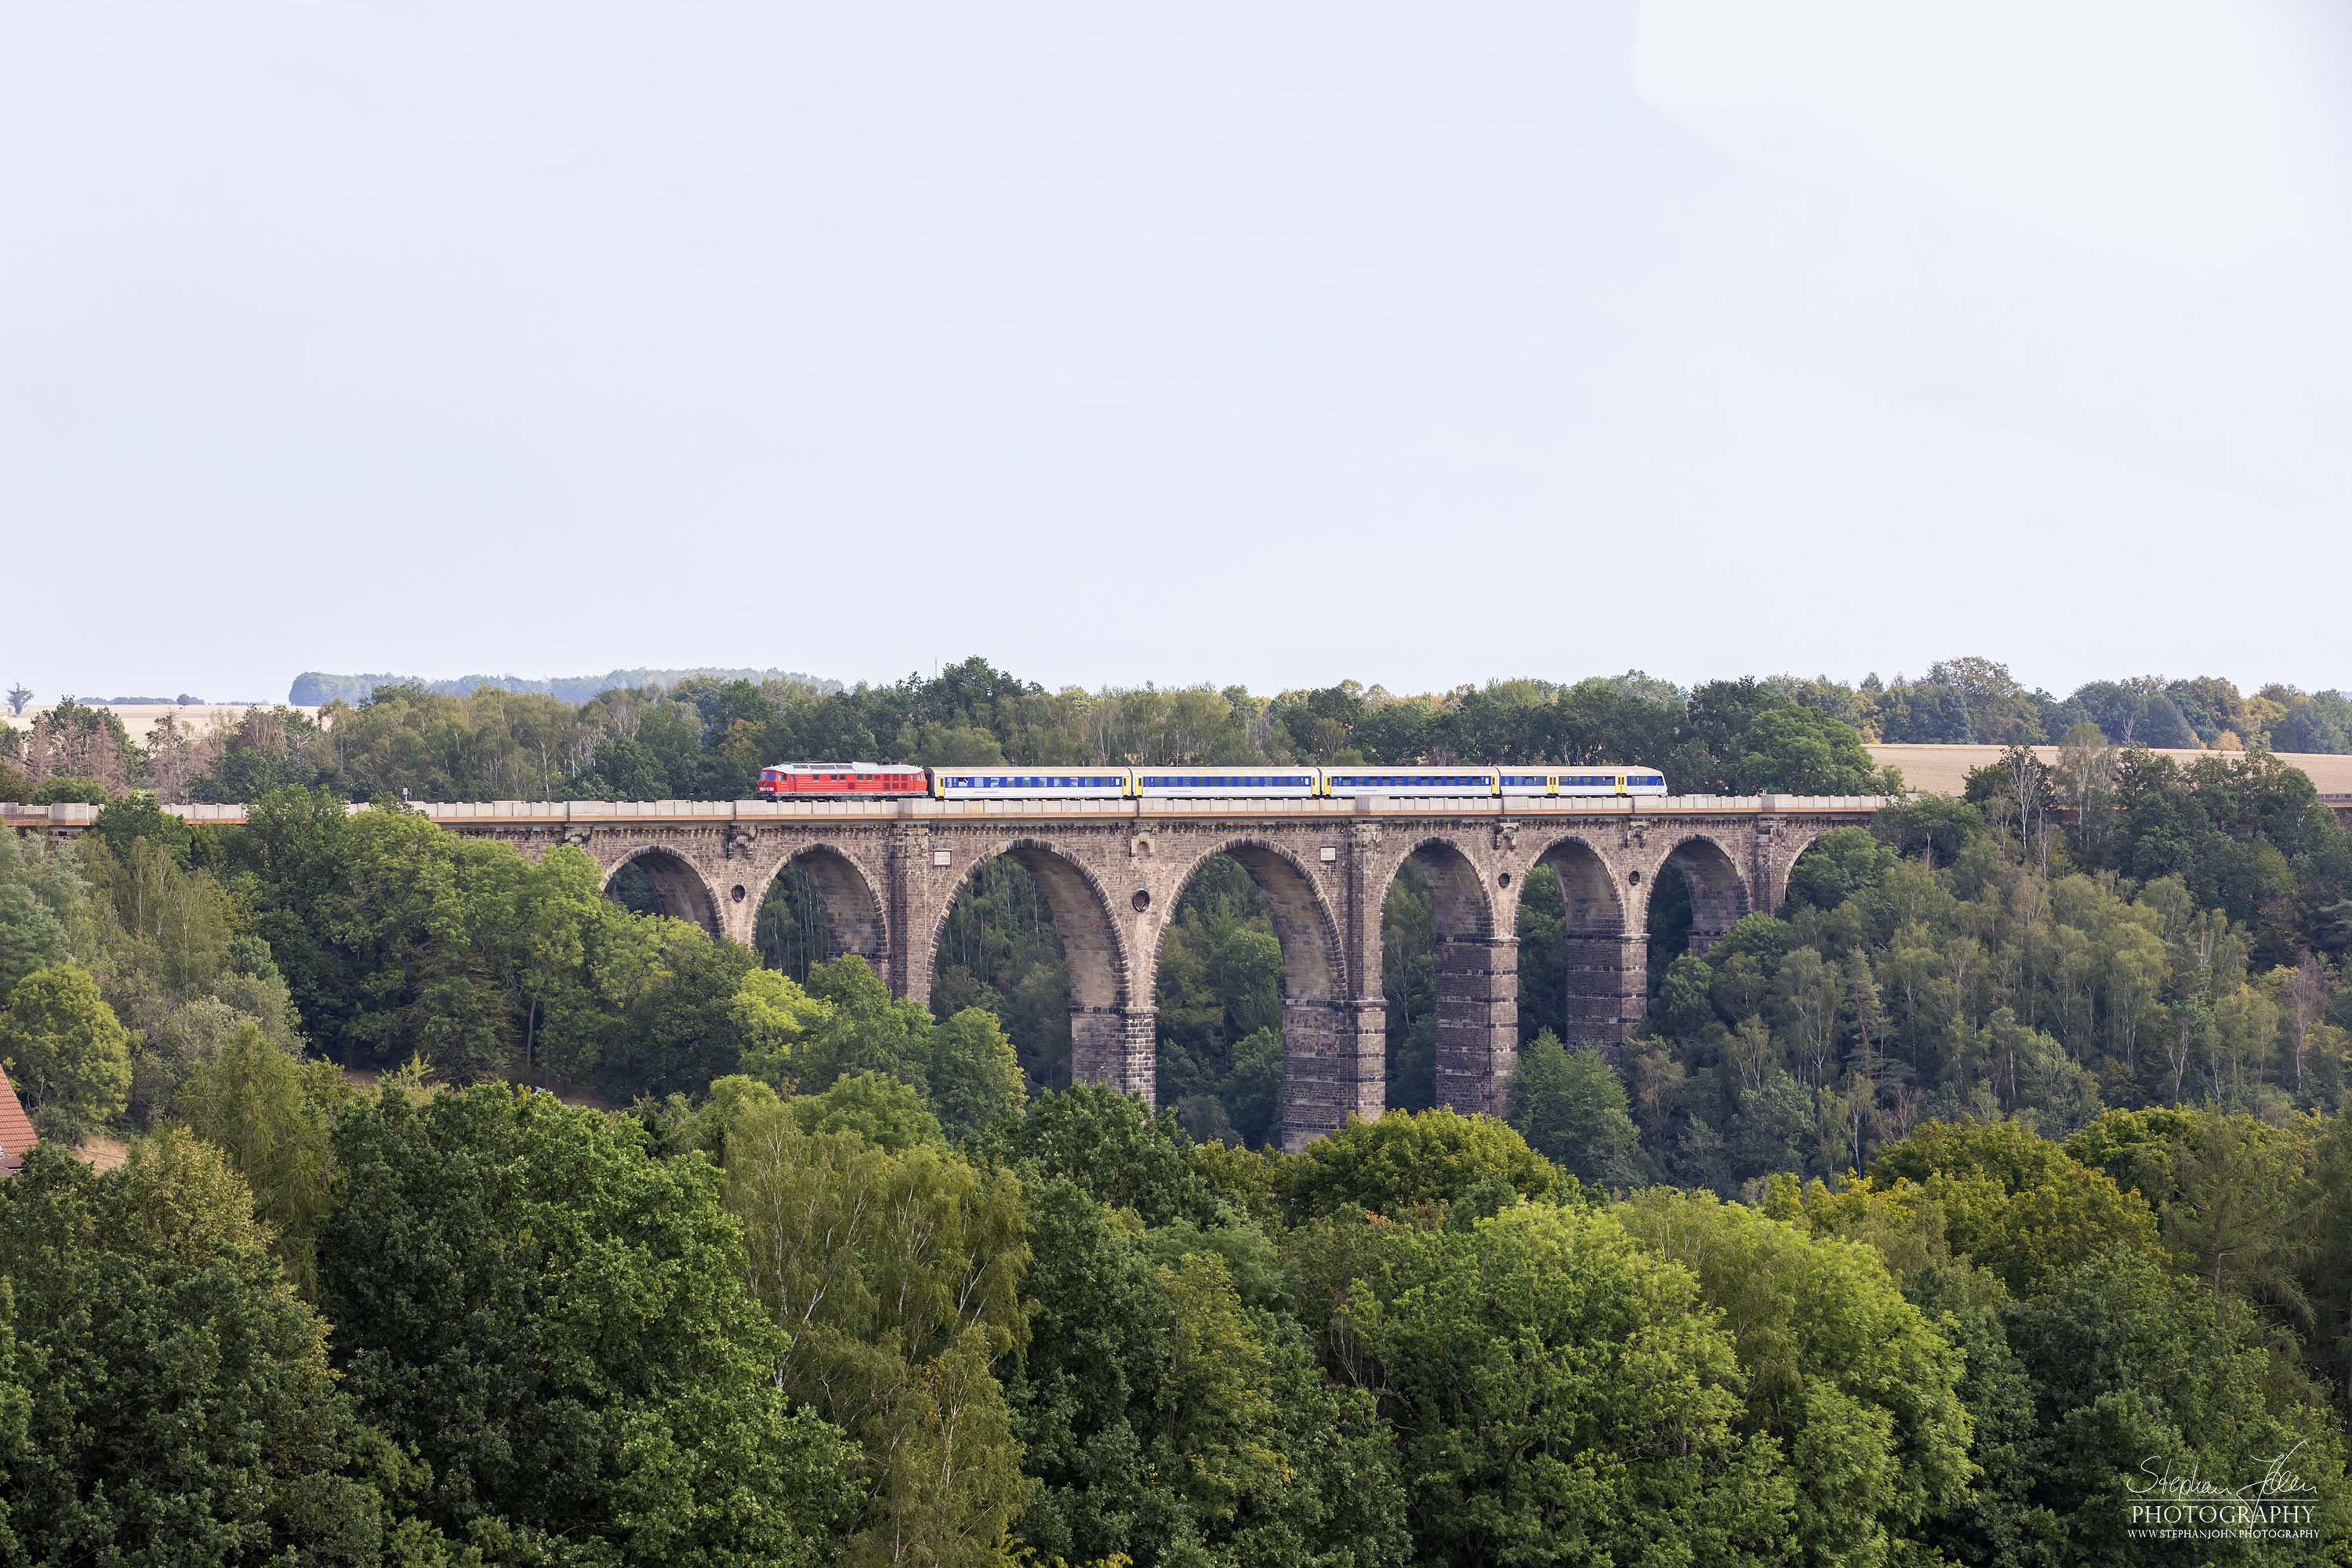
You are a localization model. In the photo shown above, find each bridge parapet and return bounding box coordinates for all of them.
[3,793,1896,833]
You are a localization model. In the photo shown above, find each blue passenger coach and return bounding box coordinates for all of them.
[934,769,1130,800]
[1562,769,1667,797]
[1319,766,1501,798]
[1316,767,1671,798]
[1134,767,1318,799]
[1513,769,1668,797]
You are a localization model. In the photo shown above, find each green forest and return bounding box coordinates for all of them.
[4,657,2351,1563]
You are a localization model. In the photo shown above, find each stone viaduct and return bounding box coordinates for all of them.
[5,793,1887,1149]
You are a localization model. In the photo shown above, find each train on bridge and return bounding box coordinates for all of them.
[757,762,1670,800]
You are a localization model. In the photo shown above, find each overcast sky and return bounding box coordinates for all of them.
[5,2,2349,703]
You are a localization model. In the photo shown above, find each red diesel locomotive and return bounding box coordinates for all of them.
[755,763,929,797]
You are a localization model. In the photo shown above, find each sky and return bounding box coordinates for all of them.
[5,2,2350,703]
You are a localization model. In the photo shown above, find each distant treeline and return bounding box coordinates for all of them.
[1828,656,2352,750]
[275,656,2352,753]
[9,655,2352,809]
[288,665,843,706]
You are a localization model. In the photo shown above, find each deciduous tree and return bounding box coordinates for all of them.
[724,1107,1029,1567]
[0,1134,428,1563]
[1340,1200,1798,1566]
[1280,1105,1569,1222]
[0,963,130,1142]
[1505,1030,1645,1187]
[319,1084,855,1564]
[1616,1189,1974,1568]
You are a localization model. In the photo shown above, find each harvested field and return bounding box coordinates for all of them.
[1870,744,2352,797]
[1,702,321,734]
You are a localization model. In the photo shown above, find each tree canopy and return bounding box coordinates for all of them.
[317,1084,857,1565]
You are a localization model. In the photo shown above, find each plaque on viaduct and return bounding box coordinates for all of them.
[5,793,1889,1149]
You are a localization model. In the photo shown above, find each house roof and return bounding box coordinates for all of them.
[0,1065,35,1176]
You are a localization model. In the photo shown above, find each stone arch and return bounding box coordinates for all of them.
[1537,835,1627,931]
[601,847,722,937]
[748,844,888,977]
[1396,836,1500,940]
[1156,838,1352,1149]
[1159,837,1345,1003]
[928,837,1142,1096]
[1373,835,1514,1120]
[1648,833,1751,962]
[1761,821,1852,916]
[1524,833,1642,1055]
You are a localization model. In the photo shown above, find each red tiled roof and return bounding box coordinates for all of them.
[0,1065,35,1176]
